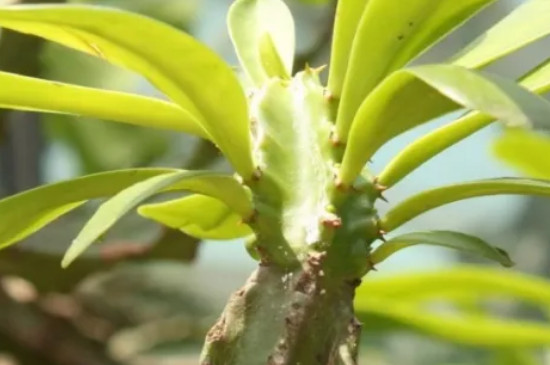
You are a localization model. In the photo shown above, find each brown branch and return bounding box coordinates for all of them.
[0,288,121,365]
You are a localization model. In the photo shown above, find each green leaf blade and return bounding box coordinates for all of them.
[0,168,178,250]
[382,178,550,232]
[0,4,254,177]
[335,0,495,140]
[139,194,253,240]
[340,64,550,184]
[228,0,295,86]
[494,129,550,180]
[452,0,550,69]
[378,56,550,189]
[356,299,550,347]
[327,0,369,98]
[0,71,209,138]
[370,230,513,267]
[62,171,253,267]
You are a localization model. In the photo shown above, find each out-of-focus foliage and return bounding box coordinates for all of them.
[494,129,550,179]
[355,266,550,355]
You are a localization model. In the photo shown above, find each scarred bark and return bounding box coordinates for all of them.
[201,253,363,365]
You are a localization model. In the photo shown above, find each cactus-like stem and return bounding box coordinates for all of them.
[201,70,379,364]
[200,258,362,365]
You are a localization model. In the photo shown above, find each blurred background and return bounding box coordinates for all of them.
[0,0,549,364]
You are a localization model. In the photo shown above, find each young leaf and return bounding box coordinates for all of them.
[335,0,495,140]
[258,33,291,80]
[381,178,550,232]
[339,64,550,184]
[0,4,254,177]
[378,57,550,188]
[0,71,209,138]
[139,194,253,240]
[62,171,253,267]
[355,298,550,347]
[228,0,294,86]
[0,168,178,250]
[370,230,513,267]
[327,0,369,98]
[452,0,550,69]
[493,129,550,180]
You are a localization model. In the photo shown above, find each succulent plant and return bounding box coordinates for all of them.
[1,0,550,363]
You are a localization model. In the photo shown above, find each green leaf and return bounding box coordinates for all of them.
[493,129,550,180]
[521,58,550,95]
[355,298,550,347]
[452,0,550,69]
[356,267,550,346]
[327,0,369,98]
[139,194,253,240]
[258,33,291,80]
[370,231,513,267]
[378,57,550,188]
[228,0,294,86]
[335,0,495,140]
[378,112,493,188]
[0,4,254,177]
[0,70,209,138]
[357,266,550,306]
[339,64,550,184]
[0,168,179,250]
[62,170,253,267]
[381,178,550,232]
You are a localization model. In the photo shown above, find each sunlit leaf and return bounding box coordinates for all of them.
[327,0,369,98]
[370,231,513,267]
[452,0,550,69]
[228,0,294,86]
[0,168,179,250]
[139,194,253,240]
[493,129,550,180]
[381,178,550,232]
[335,0,495,140]
[0,70,209,138]
[339,64,550,184]
[0,4,254,176]
[379,56,550,188]
[62,171,253,267]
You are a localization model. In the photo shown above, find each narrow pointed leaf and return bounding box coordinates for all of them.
[0,4,254,176]
[370,231,513,267]
[0,168,179,250]
[0,71,209,138]
[378,112,492,188]
[357,267,550,306]
[139,194,253,240]
[452,0,550,69]
[228,0,294,86]
[340,64,550,184]
[356,298,550,347]
[327,0,369,98]
[494,129,550,180]
[62,171,253,267]
[335,0,495,140]
[382,178,550,232]
[379,57,550,188]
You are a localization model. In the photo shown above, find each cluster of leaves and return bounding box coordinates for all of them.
[0,0,549,358]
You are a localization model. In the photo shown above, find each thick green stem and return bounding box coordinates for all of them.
[200,256,362,365]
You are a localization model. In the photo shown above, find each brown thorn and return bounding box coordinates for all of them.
[377,230,387,242]
[322,216,343,229]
